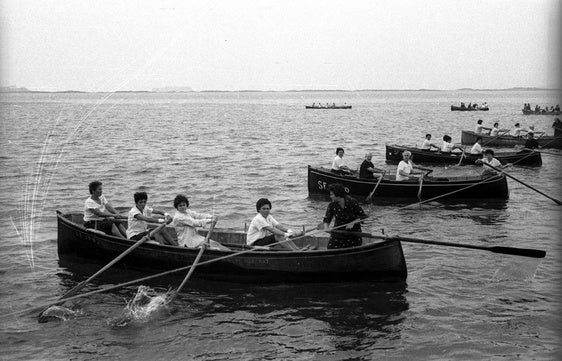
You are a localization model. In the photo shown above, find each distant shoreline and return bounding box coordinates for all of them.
[1,86,560,94]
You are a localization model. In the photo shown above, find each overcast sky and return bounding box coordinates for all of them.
[1,0,560,92]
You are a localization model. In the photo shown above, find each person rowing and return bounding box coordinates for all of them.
[396,151,432,181]
[359,153,385,179]
[420,134,440,151]
[475,149,511,178]
[331,147,353,175]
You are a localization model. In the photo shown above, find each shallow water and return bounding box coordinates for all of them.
[1,90,561,360]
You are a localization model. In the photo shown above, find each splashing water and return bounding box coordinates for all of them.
[109,286,172,328]
[38,305,82,323]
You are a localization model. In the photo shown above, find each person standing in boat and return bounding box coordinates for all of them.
[246,198,304,251]
[396,151,432,181]
[420,134,440,151]
[83,180,127,238]
[126,192,177,245]
[470,137,484,155]
[320,183,367,249]
[441,135,464,153]
[331,147,353,175]
[475,119,491,134]
[359,153,385,179]
[171,194,230,250]
[475,149,510,178]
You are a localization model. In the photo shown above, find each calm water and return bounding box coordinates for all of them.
[1,90,561,360]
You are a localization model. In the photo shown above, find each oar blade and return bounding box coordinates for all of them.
[490,246,546,258]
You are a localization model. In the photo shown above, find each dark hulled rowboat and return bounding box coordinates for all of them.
[451,105,489,111]
[385,144,542,166]
[522,109,560,115]
[57,211,407,283]
[305,105,352,109]
[308,166,509,200]
[461,130,562,149]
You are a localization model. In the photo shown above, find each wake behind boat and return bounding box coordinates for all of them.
[307,166,509,200]
[57,211,407,283]
[461,130,562,149]
[385,144,542,166]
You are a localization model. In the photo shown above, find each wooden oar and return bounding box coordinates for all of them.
[37,222,168,317]
[482,163,562,205]
[167,220,216,303]
[365,171,386,202]
[457,148,465,166]
[330,230,546,258]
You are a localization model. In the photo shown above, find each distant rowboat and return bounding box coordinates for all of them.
[461,130,562,149]
[451,105,489,111]
[306,105,352,109]
[522,109,561,115]
[385,144,542,166]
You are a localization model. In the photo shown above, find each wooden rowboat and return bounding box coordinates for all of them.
[522,109,560,115]
[57,211,407,283]
[461,130,562,149]
[305,105,352,109]
[451,105,489,111]
[307,166,509,200]
[385,144,542,166]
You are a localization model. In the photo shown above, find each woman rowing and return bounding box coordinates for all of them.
[331,147,353,175]
[83,180,127,238]
[396,151,432,181]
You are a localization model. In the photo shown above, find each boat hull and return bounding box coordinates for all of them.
[451,105,489,111]
[305,106,352,109]
[522,109,560,115]
[385,144,542,166]
[308,166,509,200]
[57,211,407,283]
[461,130,562,149]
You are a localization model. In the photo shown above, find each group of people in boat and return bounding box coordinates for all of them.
[473,119,546,138]
[84,180,367,252]
[310,102,347,108]
[523,103,560,113]
[458,102,488,109]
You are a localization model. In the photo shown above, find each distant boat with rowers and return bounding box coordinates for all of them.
[306,103,352,109]
[385,144,542,166]
[521,109,561,115]
[451,103,489,111]
[307,166,509,201]
[461,130,562,149]
[57,211,407,283]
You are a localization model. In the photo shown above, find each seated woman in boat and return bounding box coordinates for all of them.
[470,137,483,155]
[331,147,353,175]
[170,194,230,251]
[320,183,367,249]
[489,122,509,136]
[511,123,525,138]
[441,135,463,153]
[475,149,510,178]
[420,134,439,151]
[396,151,432,181]
[359,153,385,179]
[126,192,177,245]
[524,132,540,149]
[475,119,491,134]
[246,198,305,251]
[83,180,127,238]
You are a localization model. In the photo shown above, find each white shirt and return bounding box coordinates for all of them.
[490,127,500,136]
[84,195,108,222]
[441,141,454,153]
[421,139,433,150]
[475,124,484,134]
[126,206,153,238]
[396,160,413,181]
[470,142,483,154]
[331,155,345,171]
[172,209,212,248]
[512,127,522,137]
[481,157,503,176]
[247,214,279,245]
